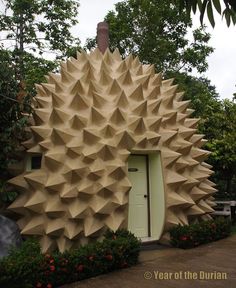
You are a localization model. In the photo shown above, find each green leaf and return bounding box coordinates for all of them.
[207,1,215,27]
[197,0,203,10]
[224,8,231,26]
[212,0,221,14]
[192,0,198,14]
[200,0,208,25]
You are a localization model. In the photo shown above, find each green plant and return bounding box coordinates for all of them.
[169,217,231,249]
[0,229,141,288]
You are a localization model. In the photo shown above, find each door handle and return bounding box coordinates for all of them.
[144,194,148,198]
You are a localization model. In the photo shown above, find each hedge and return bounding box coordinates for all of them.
[169,217,231,249]
[0,229,141,288]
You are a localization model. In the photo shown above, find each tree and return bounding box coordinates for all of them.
[205,100,236,199]
[0,0,81,205]
[176,0,236,27]
[85,0,213,74]
[0,0,80,80]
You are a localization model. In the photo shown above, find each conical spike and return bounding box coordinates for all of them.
[69,114,87,130]
[109,108,126,125]
[116,91,129,107]
[118,70,132,85]
[129,84,144,101]
[83,128,101,145]
[132,100,148,116]
[90,107,106,124]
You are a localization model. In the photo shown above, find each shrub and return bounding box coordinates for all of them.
[169,217,231,249]
[0,229,141,288]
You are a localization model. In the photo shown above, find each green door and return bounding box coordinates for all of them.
[128,155,149,238]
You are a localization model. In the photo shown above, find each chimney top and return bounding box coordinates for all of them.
[97,22,109,54]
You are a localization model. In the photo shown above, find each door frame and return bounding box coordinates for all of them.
[128,154,151,237]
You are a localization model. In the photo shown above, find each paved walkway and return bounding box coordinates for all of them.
[62,235,236,288]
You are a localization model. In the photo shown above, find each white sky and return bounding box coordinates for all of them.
[75,0,236,100]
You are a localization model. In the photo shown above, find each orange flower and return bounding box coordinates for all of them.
[105,254,113,261]
[76,264,84,272]
[50,265,55,271]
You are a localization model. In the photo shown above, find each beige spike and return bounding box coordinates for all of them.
[129,84,144,101]
[70,114,87,130]
[184,118,200,128]
[49,108,70,124]
[31,126,52,140]
[109,79,122,95]
[146,86,160,100]
[149,99,162,114]
[9,48,215,253]
[109,107,126,125]
[92,92,107,108]
[132,100,148,116]
[198,199,214,213]
[175,100,191,113]
[83,128,100,145]
[129,118,146,134]
[147,116,162,131]
[24,171,47,187]
[116,91,129,106]
[113,48,122,61]
[34,109,50,124]
[90,107,106,124]
[84,216,104,237]
[118,70,133,85]
[64,221,83,240]
[57,237,72,253]
[101,124,116,138]
[45,176,65,192]
[70,80,85,96]
[175,157,189,171]
[167,192,193,208]
[45,199,65,217]
[186,205,205,216]
[190,186,208,201]
[98,144,116,161]
[166,171,187,186]
[46,219,64,236]
[21,216,44,235]
[117,130,136,149]
[52,128,74,144]
[116,61,128,73]
[69,93,89,111]
[8,175,29,190]
[162,150,181,166]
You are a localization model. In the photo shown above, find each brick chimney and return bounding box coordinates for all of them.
[97,22,109,54]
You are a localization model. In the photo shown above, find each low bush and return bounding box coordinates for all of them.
[0,229,141,288]
[169,217,231,249]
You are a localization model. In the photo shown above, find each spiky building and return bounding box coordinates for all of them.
[8,48,216,252]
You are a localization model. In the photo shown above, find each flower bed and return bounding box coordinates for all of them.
[169,217,231,249]
[0,229,141,288]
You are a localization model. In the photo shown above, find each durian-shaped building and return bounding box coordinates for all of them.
[8,47,216,253]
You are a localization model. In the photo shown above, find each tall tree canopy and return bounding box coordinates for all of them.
[85,0,213,74]
[0,0,80,204]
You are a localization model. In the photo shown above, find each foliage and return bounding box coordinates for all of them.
[0,49,28,177]
[0,230,141,288]
[169,217,231,249]
[85,0,213,74]
[0,0,80,204]
[0,0,80,57]
[205,100,236,199]
[176,0,236,27]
